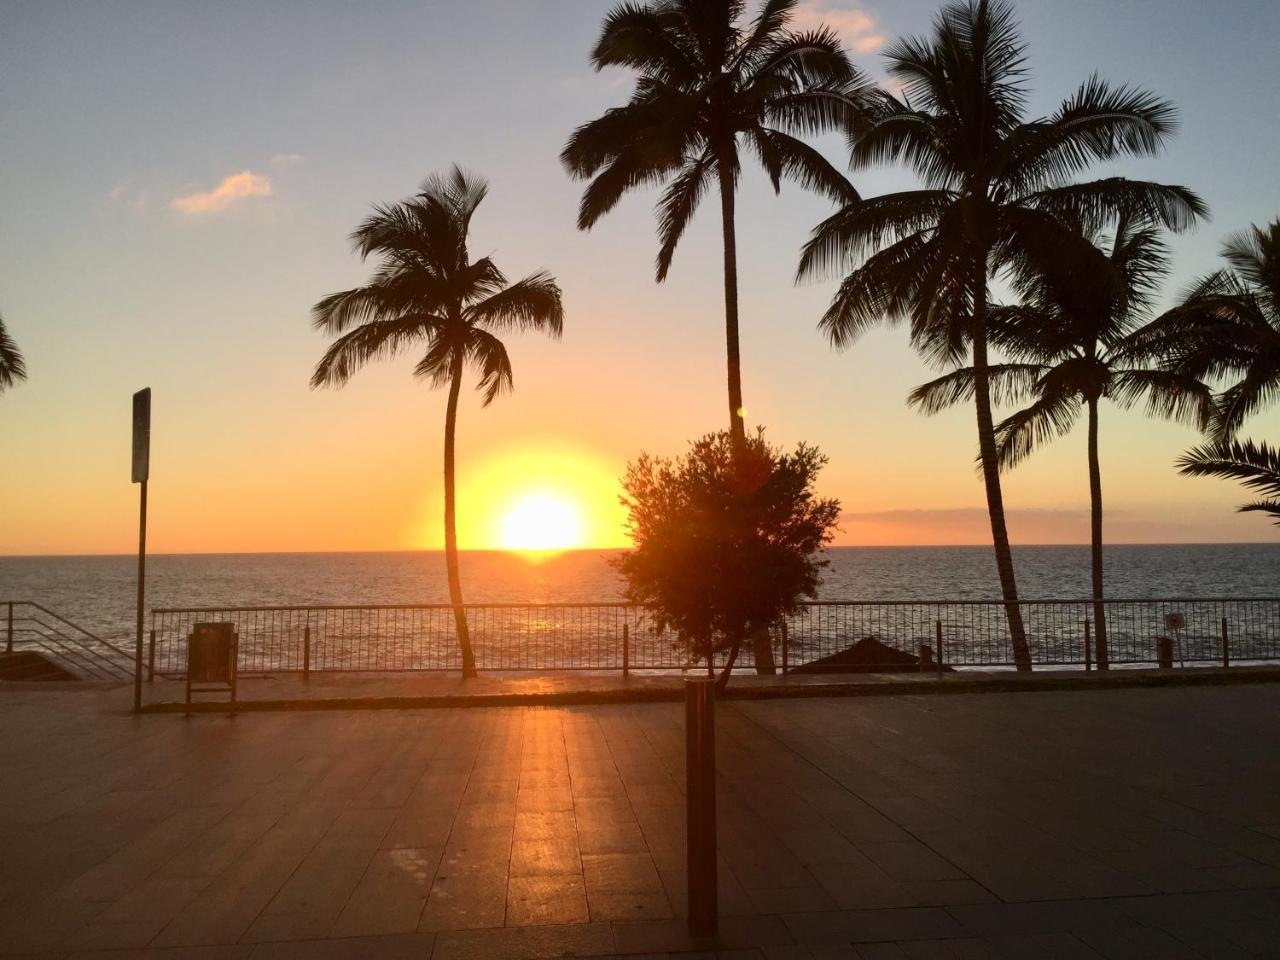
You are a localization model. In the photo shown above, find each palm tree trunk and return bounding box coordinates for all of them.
[1087,396,1108,670]
[444,354,477,678]
[717,159,746,449]
[971,270,1031,671]
[716,155,775,676]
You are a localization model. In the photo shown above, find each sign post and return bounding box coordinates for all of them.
[132,388,150,713]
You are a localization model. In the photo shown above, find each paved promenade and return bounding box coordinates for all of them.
[1,683,1278,958]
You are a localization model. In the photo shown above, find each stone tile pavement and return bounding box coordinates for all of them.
[1,683,1278,958]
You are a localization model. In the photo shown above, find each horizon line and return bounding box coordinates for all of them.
[2,541,1277,560]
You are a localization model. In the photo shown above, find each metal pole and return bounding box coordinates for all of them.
[685,678,717,939]
[1084,619,1092,673]
[622,623,629,679]
[935,619,943,678]
[303,625,312,679]
[780,619,789,675]
[1221,616,1229,668]
[133,479,147,713]
[147,628,156,682]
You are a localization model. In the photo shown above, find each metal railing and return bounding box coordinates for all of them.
[145,598,1280,677]
[2,601,135,681]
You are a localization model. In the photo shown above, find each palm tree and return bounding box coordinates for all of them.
[562,0,870,448]
[0,312,26,392]
[1152,221,1280,440]
[908,216,1213,668]
[797,0,1203,669]
[1177,439,1280,525]
[311,167,564,678]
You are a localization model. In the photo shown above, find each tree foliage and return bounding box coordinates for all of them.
[1147,220,1280,440]
[563,0,870,281]
[614,429,840,687]
[0,312,26,393]
[1178,439,1280,525]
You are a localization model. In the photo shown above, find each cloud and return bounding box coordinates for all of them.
[106,184,128,204]
[791,2,886,53]
[170,170,273,215]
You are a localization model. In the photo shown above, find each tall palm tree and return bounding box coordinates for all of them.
[311,167,564,678]
[562,0,871,448]
[908,216,1213,668]
[1177,439,1280,525]
[1152,220,1280,440]
[797,0,1203,669]
[0,312,26,392]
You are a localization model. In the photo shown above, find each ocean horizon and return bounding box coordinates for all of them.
[4,543,1277,646]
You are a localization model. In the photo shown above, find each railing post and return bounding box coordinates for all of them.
[935,619,943,678]
[147,628,156,682]
[1084,619,1092,672]
[1221,616,1229,668]
[5,602,12,654]
[622,622,630,679]
[781,619,789,675]
[685,678,717,939]
[303,625,311,679]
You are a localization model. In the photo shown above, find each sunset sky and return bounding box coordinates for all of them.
[2,0,1278,555]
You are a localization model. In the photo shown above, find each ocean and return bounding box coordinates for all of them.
[2,544,1277,645]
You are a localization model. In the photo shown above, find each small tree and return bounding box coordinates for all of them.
[615,430,840,691]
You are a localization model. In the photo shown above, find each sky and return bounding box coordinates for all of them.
[1,0,1278,555]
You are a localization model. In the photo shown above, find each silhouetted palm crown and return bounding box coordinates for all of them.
[0,312,26,393]
[909,217,1214,463]
[311,168,563,396]
[1154,221,1280,439]
[798,0,1204,357]
[562,0,868,279]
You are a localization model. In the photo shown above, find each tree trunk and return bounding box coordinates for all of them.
[717,158,746,449]
[1087,396,1109,670]
[717,155,774,674]
[970,270,1031,671]
[444,354,477,678]
[716,635,742,695]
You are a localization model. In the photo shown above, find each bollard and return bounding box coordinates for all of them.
[1221,616,1229,668]
[1157,635,1173,670]
[5,601,12,654]
[685,678,718,939]
[622,623,630,679]
[781,619,789,675]
[147,628,156,682]
[1084,620,1092,673]
[935,620,943,678]
[303,626,311,679]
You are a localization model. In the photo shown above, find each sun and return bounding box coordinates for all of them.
[498,491,586,552]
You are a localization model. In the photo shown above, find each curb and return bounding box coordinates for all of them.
[138,666,1280,714]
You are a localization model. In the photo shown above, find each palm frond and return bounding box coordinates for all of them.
[466,272,564,336]
[1110,368,1215,430]
[994,389,1081,470]
[591,2,701,83]
[797,191,952,281]
[1022,178,1206,235]
[1178,439,1280,523]
[655,150,717,280]
[311,317,440,389]
[748,127,856,205]
[0,313,26,392]
[908,362,1047,414]
[465,328,515,406]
